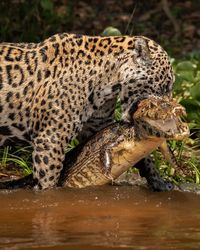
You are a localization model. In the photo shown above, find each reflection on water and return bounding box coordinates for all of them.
[0,185,199,250]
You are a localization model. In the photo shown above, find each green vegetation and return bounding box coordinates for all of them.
[0,0,199,185]
[0,145,32,177]
[155,52,200,185]
[0,0,74,43]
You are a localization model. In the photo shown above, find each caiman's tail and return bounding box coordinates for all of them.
[0,174,35,189]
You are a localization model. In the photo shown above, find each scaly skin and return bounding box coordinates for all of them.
[0,96,189,190]
[59,96,189,189]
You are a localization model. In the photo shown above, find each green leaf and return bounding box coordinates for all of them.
[65,138,80,153]
[176,61,197,71]
[190,82,200,101]
[115,97,122,121]
[174,74,184,92]
[40,0,53,12]
[180,98,200,122]
[181,98,200,108]
[177,70,194,82]
[102,27,121,36]
[194,71,200,82]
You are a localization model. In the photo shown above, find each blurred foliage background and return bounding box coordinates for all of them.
[0,0,199,56]
[0,0,199,185]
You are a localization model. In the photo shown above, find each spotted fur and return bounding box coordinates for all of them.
[0,33,174,189]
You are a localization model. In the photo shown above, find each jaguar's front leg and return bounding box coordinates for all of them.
[77,98,116,143]
[134,156,174,192]
[32,131,67,190]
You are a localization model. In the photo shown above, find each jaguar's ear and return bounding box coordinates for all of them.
[118,37,152,66]
[134,37,152,65]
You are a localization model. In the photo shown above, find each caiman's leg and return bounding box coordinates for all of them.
[159,141,179,168]
[99,135,125,179]
[134,156,174,192]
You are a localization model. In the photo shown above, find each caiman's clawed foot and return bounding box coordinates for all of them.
[134,157,174,192]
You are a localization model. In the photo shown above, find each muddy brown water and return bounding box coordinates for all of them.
[0,185,199,250]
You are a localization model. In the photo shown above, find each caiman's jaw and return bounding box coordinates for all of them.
[142,116,189,140]
[133,96,190,140]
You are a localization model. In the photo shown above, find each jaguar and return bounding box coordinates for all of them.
[0,33,174,189]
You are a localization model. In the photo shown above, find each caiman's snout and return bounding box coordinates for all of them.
[163,105,190,140]
[132,96,190,140]
[150,116,190,140]
[169,116,190,140]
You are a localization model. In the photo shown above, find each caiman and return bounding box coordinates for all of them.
[0,96,189,191]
